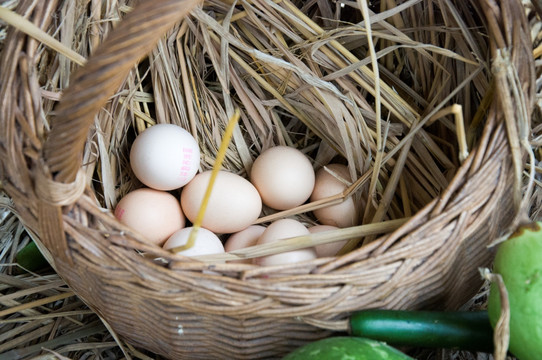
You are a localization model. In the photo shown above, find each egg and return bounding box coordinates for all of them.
[224,225,266,264]
[163,227,224,256]
[310,164,359,228]
[130,124,200,191]
[308,225,346,257]
[114,188,185,245]
[255,219,316,266]
[250,146,315,210]
[180,170,262,234]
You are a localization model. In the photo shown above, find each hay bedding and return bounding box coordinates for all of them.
[0,0,540,358]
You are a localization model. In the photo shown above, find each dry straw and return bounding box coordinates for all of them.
[0,0,536,358]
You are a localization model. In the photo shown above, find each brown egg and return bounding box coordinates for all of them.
[310,164,359,228]
[308,225,346,257]
[180,170,262,234]
[114,188,185,246]
[255,219,316,266]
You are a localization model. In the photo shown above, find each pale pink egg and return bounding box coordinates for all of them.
[114,188,185,246]
[250,146,315,210]
[180,171,262,234]
[310,164,359,228]
[308,225,346,257]
[224,225,266,264]
[255,219,316,266]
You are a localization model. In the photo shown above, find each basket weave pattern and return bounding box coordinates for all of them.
[0,0,535,358]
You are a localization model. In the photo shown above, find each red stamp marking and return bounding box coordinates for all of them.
[114,207,125,219]
[180,148,195,179]
[179,163,193,179]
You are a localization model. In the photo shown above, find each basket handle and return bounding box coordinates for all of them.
[42,0,201,184]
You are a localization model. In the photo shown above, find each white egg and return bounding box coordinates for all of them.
[163,227,224,257]
[130,124,200,191]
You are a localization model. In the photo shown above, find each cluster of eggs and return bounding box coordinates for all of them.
[114,124,359,265]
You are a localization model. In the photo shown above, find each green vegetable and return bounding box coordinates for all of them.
[15,241,50,273]
[349,309,493,352]
[488,222,542,360]
[282,337,414,360]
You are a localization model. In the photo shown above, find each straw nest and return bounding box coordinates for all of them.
[0,0,538,358]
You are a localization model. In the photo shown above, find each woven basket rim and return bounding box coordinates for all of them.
[0,0,535,358]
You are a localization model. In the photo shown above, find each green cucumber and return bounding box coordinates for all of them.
[349,310,493,352]
[15,240,50,272]
[283,336,414,360]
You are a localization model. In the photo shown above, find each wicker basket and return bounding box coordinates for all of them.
[0,0,535,358]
